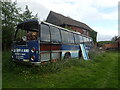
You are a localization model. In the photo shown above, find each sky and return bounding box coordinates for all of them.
[14,0,119,41]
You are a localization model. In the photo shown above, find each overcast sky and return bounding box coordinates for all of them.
[13,0,118,41]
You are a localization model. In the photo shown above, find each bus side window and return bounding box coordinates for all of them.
[84,37,87,44]
[89,38,93,47]
[82,37,85,43]
[41,24,50,42]
[79,35,83,43]
[50,26,61,43]
[68,33,74,44]
[61,30,69,44]
[75,34,80,44]
[84,37,86,43]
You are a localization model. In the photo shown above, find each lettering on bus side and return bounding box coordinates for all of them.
[13,49,29,53]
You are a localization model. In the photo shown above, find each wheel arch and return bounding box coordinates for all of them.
[63,52,71,59]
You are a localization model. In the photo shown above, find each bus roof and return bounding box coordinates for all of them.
[17,19,39,31]
[41,21,92,39]
[17,19,92,39]
[17,19,38,25]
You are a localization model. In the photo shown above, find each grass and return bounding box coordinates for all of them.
[2,50,119,88]
[98,41,116,44]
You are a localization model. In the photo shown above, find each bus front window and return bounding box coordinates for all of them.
[15,29,38,41]
[15,20,39,42]
[15,29,27,41]
[26,32,38,40]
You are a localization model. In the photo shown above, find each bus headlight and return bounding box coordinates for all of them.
[31,47,35,53]
[31,55,35,61]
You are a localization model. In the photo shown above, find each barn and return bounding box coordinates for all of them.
[46,11,97,42]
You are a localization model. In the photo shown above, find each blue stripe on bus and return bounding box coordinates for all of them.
[61,44,80,50]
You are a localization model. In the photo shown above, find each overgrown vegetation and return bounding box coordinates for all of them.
[2,51,119,88]
[65,25,75,32]
[89,30,97,43]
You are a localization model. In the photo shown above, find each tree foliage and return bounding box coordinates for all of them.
[2,1,38,50]
[22,5,38,21]
[111,36,118,41]
[2,1,21,50]
[89,30,97,43]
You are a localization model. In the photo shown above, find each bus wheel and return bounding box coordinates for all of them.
[64,52,71,59]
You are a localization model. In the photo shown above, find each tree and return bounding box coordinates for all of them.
[89,30,97,43]
[2,1,22,50]
[111,36,118,41]
[2,1,38,51]
[22,5,38,21]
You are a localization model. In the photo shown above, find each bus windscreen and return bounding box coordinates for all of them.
[15,20,39,42]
